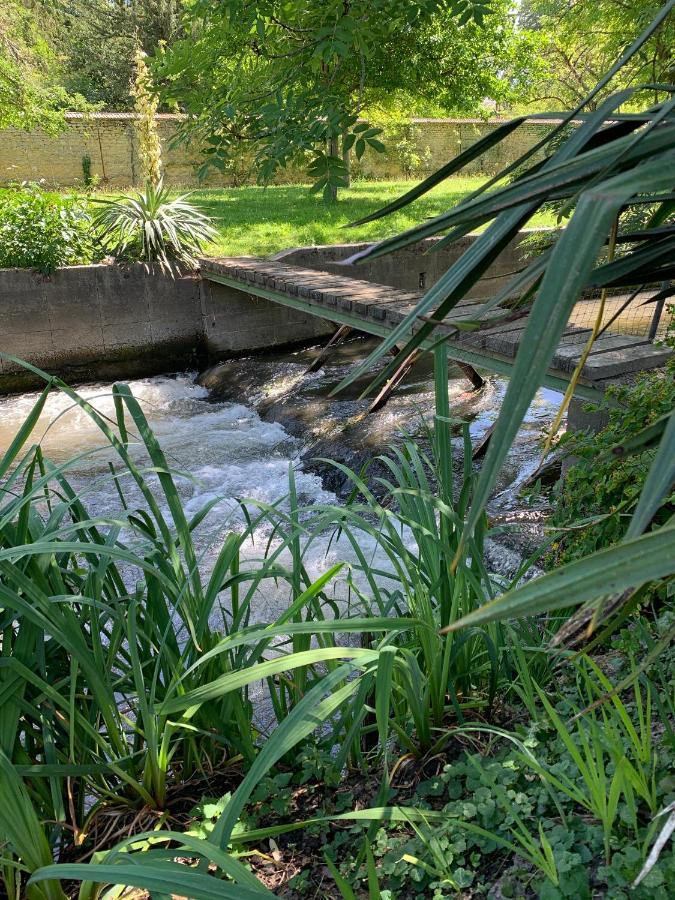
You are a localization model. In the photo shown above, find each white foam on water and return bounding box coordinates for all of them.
[0,372,392,628]
[0,368,561,630]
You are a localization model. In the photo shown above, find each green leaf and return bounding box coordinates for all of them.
[459,155,674,553]
[343,133,357,152]
[348,118,526,226]
[444,524,675,631]
[210,662,368,847]
[324,855,358,900]
[625,409,675,539]
[161,647,376,715]
[29,864,269,900]
[375,645,398,754]
[0,380,53,480]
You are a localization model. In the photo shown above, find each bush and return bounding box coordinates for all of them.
[551,346,675,567]
[0,183,96,273]
[93,179,217,272]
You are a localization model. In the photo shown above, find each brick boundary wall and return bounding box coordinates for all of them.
[0,113,556,189]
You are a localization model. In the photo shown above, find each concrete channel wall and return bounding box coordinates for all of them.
[272,232,537,296]
[0,262,335,392]
[0,228,582,396]
[0,231,541,392]
[0,264,204,391]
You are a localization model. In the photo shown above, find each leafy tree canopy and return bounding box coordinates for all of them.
[519,0,674,109]
[157,0,529,198]
[40,0,184,109]
[0,0,86,131]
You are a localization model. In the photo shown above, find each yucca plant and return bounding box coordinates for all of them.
[333,2,675,637]
[93,179,217,272]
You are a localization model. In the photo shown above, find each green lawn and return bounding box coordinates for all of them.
[181,179,556,257]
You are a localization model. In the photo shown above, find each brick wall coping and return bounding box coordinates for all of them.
[61,111,573,126]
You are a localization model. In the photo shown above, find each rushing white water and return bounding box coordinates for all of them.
[0,356,562,624]
[0,372,395,626]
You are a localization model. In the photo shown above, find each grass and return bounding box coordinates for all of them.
[95,178,558,258]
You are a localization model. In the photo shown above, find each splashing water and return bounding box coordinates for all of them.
[0,348,563,622]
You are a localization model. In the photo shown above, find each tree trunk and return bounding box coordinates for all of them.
[342,130,351,189]
[328,134,340,202]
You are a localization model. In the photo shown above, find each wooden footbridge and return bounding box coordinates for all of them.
[200,255,671,405]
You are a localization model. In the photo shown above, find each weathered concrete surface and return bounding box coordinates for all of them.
[271,232,537,298]
[0,264,204,392]
[567,397,612,435]
[201,276,333,357]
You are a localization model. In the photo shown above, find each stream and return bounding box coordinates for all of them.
[0,337,561,623]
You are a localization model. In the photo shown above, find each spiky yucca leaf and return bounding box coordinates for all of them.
[94,179,217,273]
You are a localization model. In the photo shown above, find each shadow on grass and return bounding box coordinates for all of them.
[189,179,487,256]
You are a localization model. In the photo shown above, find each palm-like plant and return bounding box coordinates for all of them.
[94,179,217,272]
[335,2,675,637]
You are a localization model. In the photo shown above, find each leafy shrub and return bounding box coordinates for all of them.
[0,183,96,273]
[551,349,675,567]
[94,179,217,272]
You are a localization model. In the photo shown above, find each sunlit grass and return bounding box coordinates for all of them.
[94,178,558,257]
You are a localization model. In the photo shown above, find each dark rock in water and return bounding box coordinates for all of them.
[198,336,559,577]
[301,441,401,499]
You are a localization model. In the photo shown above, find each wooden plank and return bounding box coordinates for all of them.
[200,257,672,388]
[552,334,650,373]
[556,328,594,346]
[581,344,673,379]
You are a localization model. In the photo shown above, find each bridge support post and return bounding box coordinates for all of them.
[367,349,423,414]
[304,325,352,373]
[455,360,485,390]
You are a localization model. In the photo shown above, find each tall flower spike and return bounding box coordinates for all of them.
[131,47,163,187]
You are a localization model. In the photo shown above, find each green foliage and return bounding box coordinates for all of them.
[334,5,675,637]
[1,13,674,896]
[519,0,674,110]
[0,366,369,895]
[42,0,184,109]
[0,1,88,131]
[94,180,218,271]
[311,634,674,898]
[157,0,526,197]
[300,349,522,757]
[0,361,672,897]
[80,153,93,187]
[0,184,95,273]
[551,356,675,568]
[391,125,433,180]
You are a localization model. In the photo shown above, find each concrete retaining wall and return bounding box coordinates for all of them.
[0,264,204,391]
[201,280,333,358]
[0,262,335,392]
